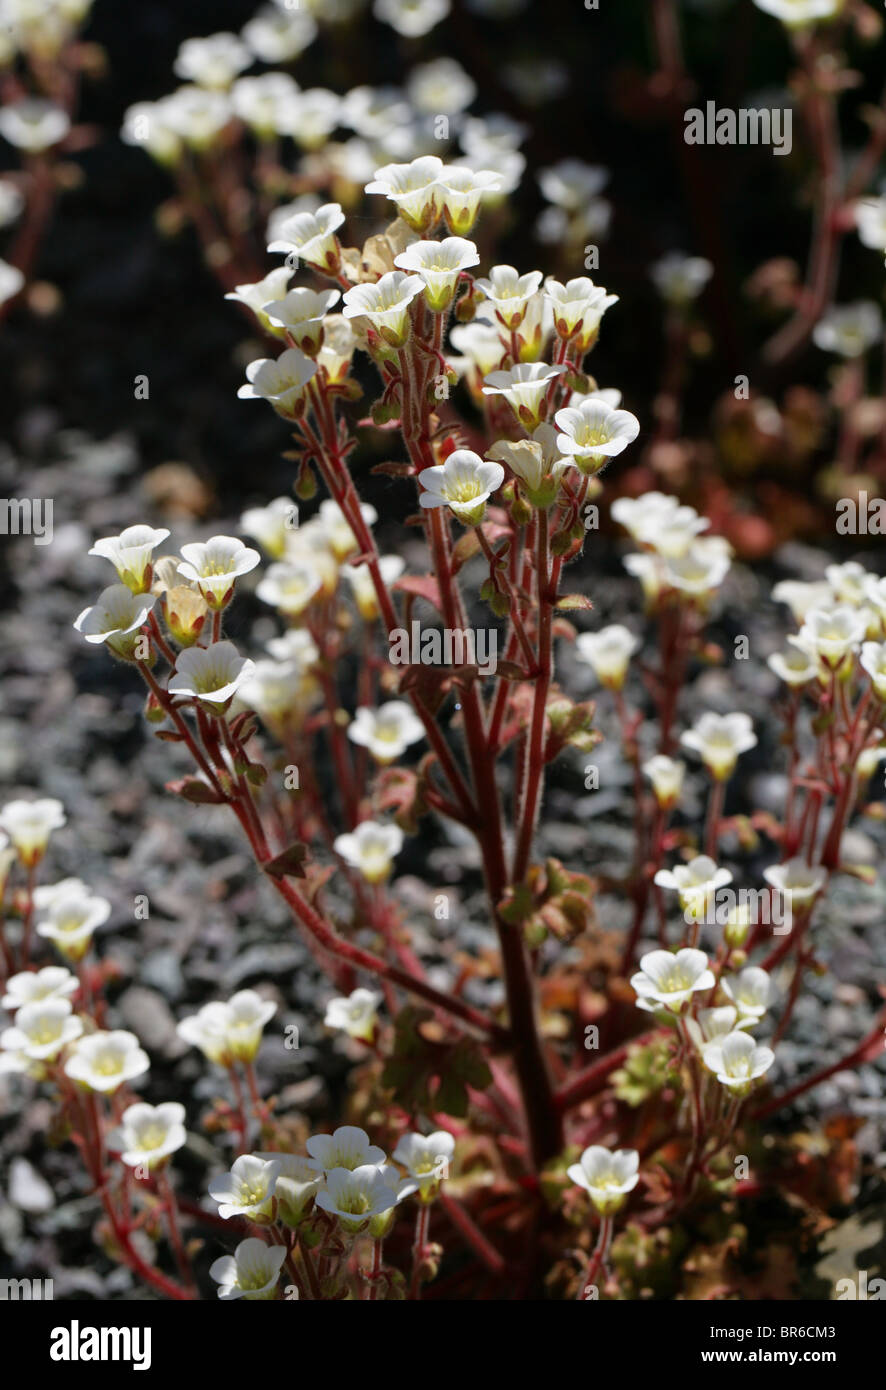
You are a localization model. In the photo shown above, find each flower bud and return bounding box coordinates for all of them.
[724,906,751,950]
[163,586,208,647]
[144,692,166,724]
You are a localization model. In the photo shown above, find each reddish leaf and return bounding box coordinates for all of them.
[166,777,226,805]
[392,574,443,611]
[262,843,308,879]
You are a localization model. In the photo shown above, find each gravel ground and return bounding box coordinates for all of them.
[1,422,884,1294]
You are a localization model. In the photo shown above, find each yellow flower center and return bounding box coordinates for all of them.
[92,1052,124,1077]
[340,1192,372,1215]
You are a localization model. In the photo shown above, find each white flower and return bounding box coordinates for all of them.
[653,855,733,921]
[365,155,443,231]
[2,966,77,1011]
[224,989,277,1062]
[825,560,870,607]
[482,362,566,429]
[612,494,709,559]
[347,702,425,764]
[254,1152,323,1226]
[813,301,882,359]
[449,315,506,380]
[861,641,886,699]
[554,399,640,474]
[317,498,376,561]
[242,7,318,65]
[487,424,574,504]
[632,948,715,1014]
[863,574,886,625]
[455,142,524,195]
[266,195,323,244]
[342,270,424,348]
[89,524,170,593]
[789,605,866,668]
[209,1154,280,1222]
[256,559,323,615]
[224,267,293,336]
[174,33,250,90]
[856,740,886,778]
[462,113,527,155]
[373,0,450,39]
[267,202,345,272]
[265,628,319,666]
[685,1005,741,1051]
[238,348,318,419]
[107,1102,187,1169]
[408,57,475,115]
[165,86,232,151]
[342,85,414,138]
[680,711,757,781]
[169,640,256,710]
[0,259,24,306]
[767,647,818,687]
[623,554,662,604]
[394,237,480,313]
[306,1124,386,1174]
[0,181,25,229]
[262,287,340,354]
[650,252,713,306]
[771,578,834,623]
[334,820,404,883]
[611,491,679,537]
[762,857,826,905]
[418,449,504,525]
[664,538,731,598]
[239,497,298,559]
[210,1237,287,1301]
[0,98,70,152]
[475,264,543,329]
[345,555,404,621]
[701,1030,774,1093]
[176,537,260,611]
[721,966,772,1024]
[121,99,183,166]
[230,73,300,139]
[238,659,311,725]
[317,313,357,381]
[0,798,65,867]
[177,1001,235,1066]
[1,998,82,1062]
[36,888,111,962]
[752,0,840,27]
[575,624,640,691]
[315,1164,408,1234]
[567,1145,639,1215]
[538,159,608,210]
[514,288,554,361]
[279,88,341,150]
[73,585,156,660]
[544,276,618,347]
[324,988,382,1042]
[436,166,502,236]
[642,754,686,809]
[64,1030,149,1093]
[855,197,886,253]
[32,878,88,910]
[393,1130,455,1198]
